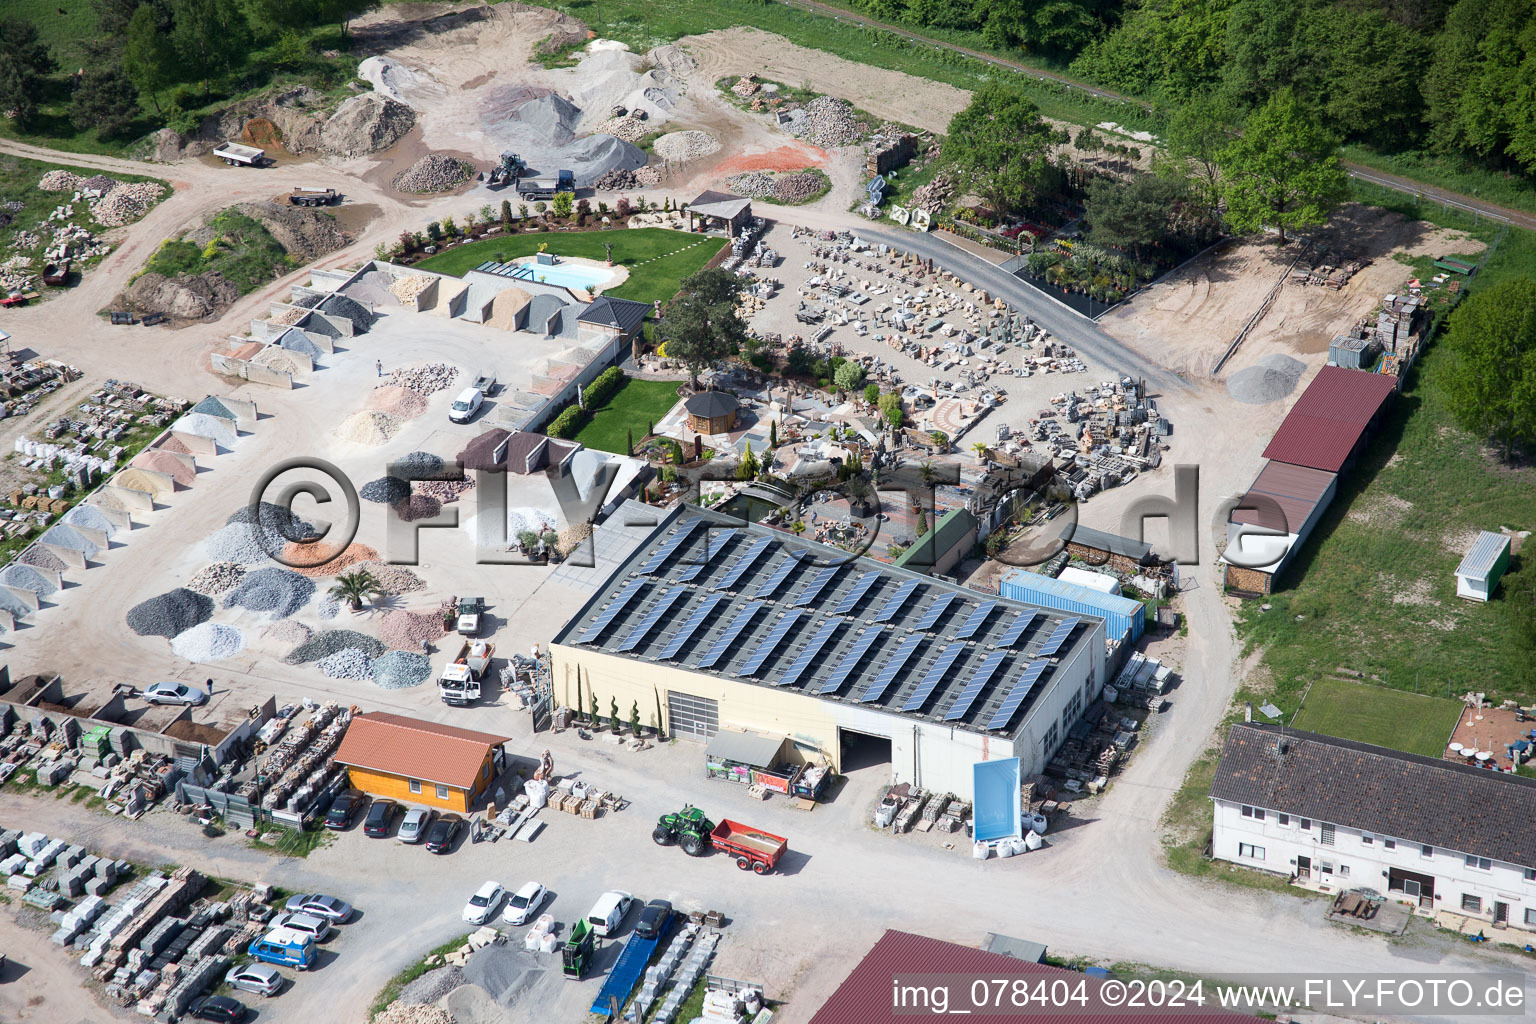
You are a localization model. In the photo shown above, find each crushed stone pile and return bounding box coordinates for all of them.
[262,620,312,646]
[320,92,416,159]
[337,410,402,446]
[93,182,166,227]
[416,478,474,503]
[127,589,213,638]
[725,172,775,199]
[222,567,316,618]
[788,96,863,148]
[206,522,280,565]
[371,651,433,689]
[284,541,380,578]
[394,494,442,522]
[385,363,458,396]
[591,115,649,144]
[318,598,340,620]
[387,274,433,303]
[361,477,411,504]
[653,130,719,162]
[79,174,117,192]
[911,175,954,214]
[351,562,426,595]
[173,411,239,447]
[40,523,101,559]
[392,154,473,194]
[592,168,638,191]
[171,622,246,662]
[377,610,446,650]
[393,451,445,476]
[251,347,302,374]
[317,647,373,679]
[279,330,324,359]
[38,170,83,192]
[17,546,66,571]
[230,501,315,536]
[188,562,245,595]
[284,629,386,664]
[133,449,196,487]
[398,965,465,1005]
[365,386,427,419]
[371,1002,455,1024]
[1227,353,1307,405]
[62,503,119,537]
[773,171,825,203]
[0,562,60,595]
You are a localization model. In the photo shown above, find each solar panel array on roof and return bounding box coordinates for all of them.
[638,518,702,575]
[615,586,687,652]
[995,610,1037,648]
[1036,617,1080,658]
[753,552,803,599]
[913,592,959,631]
[952,599,998,641]
[820,626,883,695]
[903,642,967,711]
[674,529,731,584]
[943,649,1008,721]
[988,660,1050,730]
[578,578,646,643]
[780,619,843,689]
[740,609,806,676]
[872,578,921,622]
[789,565,842,607]
[833,571,882,614]
[658,592,725,660]
[698,601,764,669]
[715,535,775,591]
[860,633,924,703]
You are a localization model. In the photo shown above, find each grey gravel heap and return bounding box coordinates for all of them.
[127,589,214,639]
[222,567,316,619]
[790,96,863,148]
[370,651,433,689]
[317,648,372,679]
[284,630,386,664]
[391,155,473,194]
[361,477,411,503]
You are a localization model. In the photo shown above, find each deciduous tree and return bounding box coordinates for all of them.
[944,84,1067,215]
[662,267,748,387]
[171,0,252,96]
[1441,276,1536,456]
[1217,90,1348,242]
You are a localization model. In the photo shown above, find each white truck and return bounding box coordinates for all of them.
[439,640,495,706]
[213,142,266,167]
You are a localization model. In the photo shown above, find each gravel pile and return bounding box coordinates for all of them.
[391,154,473,194]
[370,652,435,688]
[366,385,427,419]
[388,275,433,303]
[725,171,775,199]
[394,494,442,522]
[372,1002,455,1024]
[592,115,649,143]
[206,522,279,565]
[0,590,30,619]
[337,410,402,446]
[394,451,444,476]
[279,331,324,359]
[62,503,119,537]
[653,130,719,162]
[773,171,825,202]
[1228,353,1307,405]
[171,622,246,662]
[508,508,557,536]
[0,562,59,596]
[223,567,316,618]
[284,541,379,578]
[416,478,474,502]
[378,610,446,650]
[318,647,373,679]
[230,501,316,536]
[362,477,411,503]
[398,965,466,1005]
[80,174,117,192]
[40,524,101,558]
[17,546,66,571]
[251,348,302,375]
[284,629,386,664]
[386,364,458,396]
[192,396,236,419]
[262,620,312,646]
[173,412,239,447]
[352,562,426,595]
[791,96,863,148]
[634,165,661,187]
[318,598,340,620]
[92,182,166,227]
[39,170,83,192]
[911,175,954,214]
[593,168,639,191]
[127,589,214,638]
[188,562,245,595]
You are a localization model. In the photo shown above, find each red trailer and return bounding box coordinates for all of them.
[711,819,787,875]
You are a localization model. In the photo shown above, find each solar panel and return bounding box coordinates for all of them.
[858,633,924,703]
[987,660,1050,730]
[657,593,726,660]
[638,517,703,575]
[902,642,967,712]
[788,565,842,607]
[615,587,688,652]
[943,649,1008,721]
[833,571,882,614]
[779,619,843,689]
[1036,617,1080,658]
[697,601,765,669]
[952,600,999,641]
[714,535,775,591]
[753,551,805,599]
[912,592,959,631]
[577,578,647,643]
[740,609,806,676]
[994,610,1038,648]
[818,626,883,695]
[872,578,921,623]
[674,530,732,584]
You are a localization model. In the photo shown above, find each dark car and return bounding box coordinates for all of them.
[363,799,402,838]
[190,995,248,1022]
[634,899,673,939]
[324,790,367,831]
[425,813,465,854]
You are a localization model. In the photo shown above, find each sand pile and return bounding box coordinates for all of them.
[156,435,193,455]
[366,385,428,419]
[132,449,196,487]
[1228,353,1307,405]
[337,410,402,445]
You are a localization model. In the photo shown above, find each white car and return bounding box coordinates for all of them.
[463,881,505,924]
[502,881,548,926]
[142,681,208,706]
[267,911,332,943]
[449,387,485,423]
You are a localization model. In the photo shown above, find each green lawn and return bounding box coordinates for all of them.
[573,377,685,454]
[1290,679,1463,757]
[413,228,726,306]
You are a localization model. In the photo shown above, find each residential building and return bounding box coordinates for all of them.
[333,712,509,813]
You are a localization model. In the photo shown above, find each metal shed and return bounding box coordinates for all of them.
[1454,531,1512,602]
[999,569,1145,643]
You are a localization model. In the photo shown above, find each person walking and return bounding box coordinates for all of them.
[376,359,383,377]
[205,678,214,696]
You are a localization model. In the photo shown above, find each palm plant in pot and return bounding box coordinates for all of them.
[329,569,384,612]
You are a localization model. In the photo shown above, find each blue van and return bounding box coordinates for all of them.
[247,927,316,970]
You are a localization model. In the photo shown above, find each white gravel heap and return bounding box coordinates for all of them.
[62,503,119,537]
[653,130,719,162]
[171,622,246,662]
[206,521,280,565]
[790,96,864,148]
[317,647,373,679]
[92,182,166,227]
[1227,353,1307,405]
[173,411,239,447]
[391,154,473,194]
[188,562,246,595]
[386,363,459,396]
[591,115,649,144]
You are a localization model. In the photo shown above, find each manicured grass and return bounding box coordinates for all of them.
[573,377,685,454]
[413,227,726,306]
[1290,679,1463,757]
[370,933,471,1017]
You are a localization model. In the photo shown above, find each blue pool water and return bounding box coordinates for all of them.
[510,261,616,291]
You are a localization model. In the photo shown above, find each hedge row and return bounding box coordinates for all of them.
[583,367,624,409]
[546,404,588,439]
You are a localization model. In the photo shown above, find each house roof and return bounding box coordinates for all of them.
[334,712,510,791]
[1062,523,1152,561]
[684,391,740,418]
[1455,531,1511,581]
[688,190,752,221]
[1230,461,1337,534]
[1211,723,1536,868]
[809,931,1263,1024]
[1261,367,1398,472]
[892,507,976,571]
[578,295,650,332]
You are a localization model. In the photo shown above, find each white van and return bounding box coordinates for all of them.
[449,387,485,423]
[585,890,634,937]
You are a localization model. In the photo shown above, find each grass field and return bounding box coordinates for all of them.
[1289,679,1464,756]
[413,228,726,306]
[573,377,685,454]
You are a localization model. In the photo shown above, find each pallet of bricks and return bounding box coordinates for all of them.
[1047,705,1120,781]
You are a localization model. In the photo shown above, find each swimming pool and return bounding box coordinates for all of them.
[509,260,617,292]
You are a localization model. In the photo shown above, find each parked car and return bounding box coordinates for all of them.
[190,995,248,1022]
[324,790,367,830]
[502,881,548,926]
[142,681,208,706]
[267,911,333,943]
[634,899,673,939]
[284,893,353,923]
[585,890,634,938]
[224,962,284,996]
[462,881,506,924]
[449,387,485,423]
[246,927,315,971]
[399,807,434,844]
[425,813,465,854]
[363,799,402,837]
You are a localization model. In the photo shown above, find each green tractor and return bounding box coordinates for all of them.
[653,804,714,856]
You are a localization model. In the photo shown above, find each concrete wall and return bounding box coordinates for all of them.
[522,331,631,434]
[209,353,296,390]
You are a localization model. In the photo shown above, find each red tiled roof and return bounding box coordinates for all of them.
[1231,461,1337,534]
[809,931,1264,1024]
[334,712,509,791]
[1260,367,1398,472]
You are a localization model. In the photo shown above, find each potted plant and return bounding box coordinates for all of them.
[328,569,384,612]
[516,529,538,554]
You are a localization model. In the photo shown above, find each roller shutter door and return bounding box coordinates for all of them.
[666,691,719,740]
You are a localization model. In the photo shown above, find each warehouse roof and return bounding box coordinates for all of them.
[1261,367,1398,472]
[551,507,1103,738]
[1212,723,1536,868]
[1229,461,1337,534]
[335,712,509,791]
[1455,531,1511,581]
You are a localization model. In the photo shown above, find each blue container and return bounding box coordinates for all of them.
[1000,570,1145,643]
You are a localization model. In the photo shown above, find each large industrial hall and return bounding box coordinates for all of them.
[551,508,1108,798]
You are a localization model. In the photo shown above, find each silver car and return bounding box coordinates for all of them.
[142,681,208,706]
[283,893,353,923]
[224,963,284,996]
[399,807,433,845]
[268,911,332,942]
